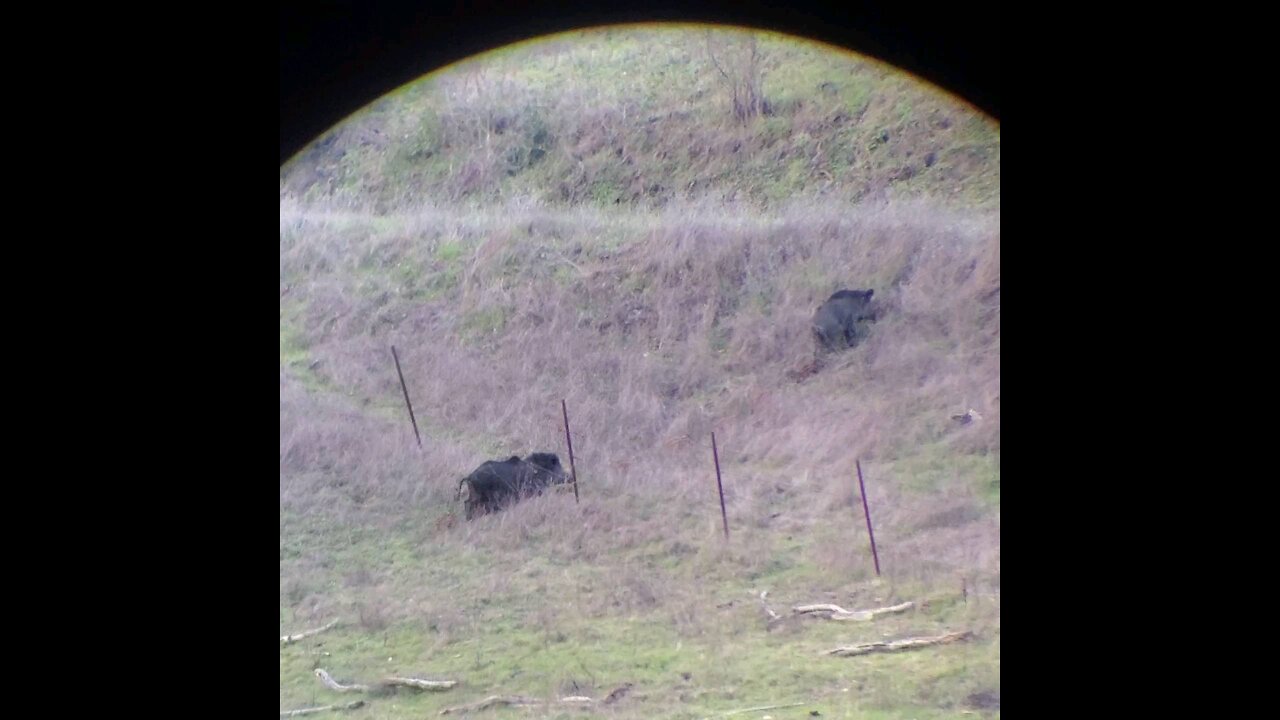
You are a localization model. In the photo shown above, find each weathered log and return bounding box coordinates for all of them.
[721,701,807,716]
[314,669,459,693]
[384,677,459,691]
[437,695,593,715]
[758,591,781,621]
[280,700,364,717]
[438,684,630,715]
[281,619,341,644]
[826,630,972,657]
[793,600,914,621]
[314,669,369,693]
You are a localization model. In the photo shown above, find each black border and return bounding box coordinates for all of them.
[280,0,1001,166]
[217,2,1100,716]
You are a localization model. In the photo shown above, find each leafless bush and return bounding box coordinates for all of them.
[704,31,767,123]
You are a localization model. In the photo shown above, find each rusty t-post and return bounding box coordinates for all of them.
[561,399,579,504]
[856,459,881,576]
[712,431,729,539]
[391,345,421,448]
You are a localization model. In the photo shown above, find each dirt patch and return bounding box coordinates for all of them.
[966,689,1000,711]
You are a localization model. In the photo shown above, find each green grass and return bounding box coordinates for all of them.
[435,240,464,263]
[280,301,331,393]
[281,26,998,211]
[460,305,510,341]
[281,510,999,719]
[889,442,997,498]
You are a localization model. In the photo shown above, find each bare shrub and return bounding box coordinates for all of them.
[703,31,767,123]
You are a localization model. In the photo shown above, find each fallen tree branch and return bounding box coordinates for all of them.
[438,695,592,715]
[794,600,914,621]
[383,677,459,691]
[438,684,631,715]
[315,669,370,693]
[765,614,797,631]
[439,696,541,714]
[280,700,364,717]
[768,600,913,629]
[282,619,341,644]
[314,669,458,693]
[758,591,780,621]
[826,630,972,657]
[721,701,807,716]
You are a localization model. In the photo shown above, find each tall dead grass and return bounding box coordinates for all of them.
[280,197,998,584]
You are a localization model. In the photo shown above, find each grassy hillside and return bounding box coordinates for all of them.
[280,25,999,720]
[281,25,999,211]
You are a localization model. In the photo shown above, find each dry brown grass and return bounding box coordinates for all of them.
[281,196,998,594]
